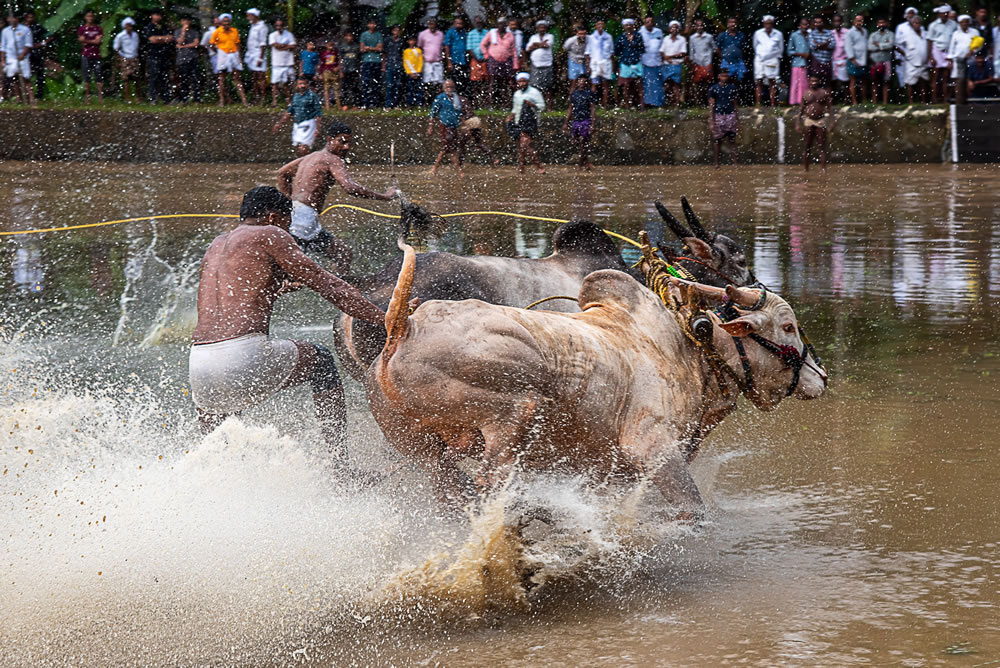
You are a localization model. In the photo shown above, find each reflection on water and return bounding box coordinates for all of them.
[2,162,999,666]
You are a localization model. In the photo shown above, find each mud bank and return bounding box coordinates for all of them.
[0,105,949,164]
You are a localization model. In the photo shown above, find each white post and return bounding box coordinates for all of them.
[949,104,959,163]
[776,116,786,164]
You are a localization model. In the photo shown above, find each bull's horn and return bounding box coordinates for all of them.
[680,197,712,243]
[725,283,763,308]
[669,276,727,302]
[654,200,694,240]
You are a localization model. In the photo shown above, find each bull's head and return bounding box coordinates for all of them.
[674,279,827,410]
[654,198,753,288]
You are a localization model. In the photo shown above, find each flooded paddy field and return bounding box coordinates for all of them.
[2,162,999,666]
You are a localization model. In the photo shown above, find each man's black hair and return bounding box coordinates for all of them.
[327,120,353,137]
[240,186,292,220]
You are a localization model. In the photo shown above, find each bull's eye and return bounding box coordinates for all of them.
[783,323,796,334]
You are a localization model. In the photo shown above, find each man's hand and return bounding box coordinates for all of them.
[276,279,304,295]
[426,124,433,136]
[383,187,399,199]
[272,123,282,133]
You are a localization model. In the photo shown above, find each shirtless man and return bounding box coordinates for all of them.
[796,75,835,171]
[189,186,385,459]
[276,120,398,273]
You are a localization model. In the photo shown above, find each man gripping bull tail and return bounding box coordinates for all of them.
[378,239,418,386]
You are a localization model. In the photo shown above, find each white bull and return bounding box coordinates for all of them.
[366,243,827,515]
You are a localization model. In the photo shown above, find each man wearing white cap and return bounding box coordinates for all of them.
[586,19,614,106]
[659,20,685,107]
[947,14,979,103]
[927,4,957,101]
[526,19,555,108]
[112,17,139,101]
[615,18,643,108]
[753,15,782,106]
[506,71,546,173]
[245,8,269,104]
[1,12,33,105]
[895,7,918,88]
[210,13,248,105]
[201,16,221,78]
[896,13,929,102]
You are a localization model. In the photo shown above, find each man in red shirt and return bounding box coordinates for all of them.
[78,10,103,103]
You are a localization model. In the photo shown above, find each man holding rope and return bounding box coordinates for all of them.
[276,120,398,272]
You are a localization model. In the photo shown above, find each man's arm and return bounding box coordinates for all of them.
[276,157,303,195]
[261,227,384,323]
[329,158,397,200]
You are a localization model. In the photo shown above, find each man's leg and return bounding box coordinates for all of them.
[818,127,828,169]
[713,138,720,168]
[802,126,814,170]
[286,342,347,458]
[755,80,762,106]
[730,135,740,164]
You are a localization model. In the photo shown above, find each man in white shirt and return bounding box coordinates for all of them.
[947,14,979,103]
[586,19,614,106]
[752,15,783,106]
[506,71,546,173]
[269,18,296,106]
[201,16,221,75]
[687,19,715,104]
[525,20,554,108]
[844,14,869,104]
[639,15,664,107]
[1,12,33,105]
[659,20,686,107]
[895,7,918,88]
[897,14,929,102]
[927,4,957,102]
[112,17,139,101]
[245,8,269,103]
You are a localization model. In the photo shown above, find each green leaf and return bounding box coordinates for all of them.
[43,0,94,34]
[387,0,423,28]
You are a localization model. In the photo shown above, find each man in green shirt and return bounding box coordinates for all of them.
[273,76,324,156]
[359,20,383,108]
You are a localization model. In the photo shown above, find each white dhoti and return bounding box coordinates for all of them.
[754,57,779,81]
[4,59,30,79]
[271,65,295,84]
[904,59,929,85]
[290,200,322,240]
[216,51,243,72]
[590,58,613,80]
[245,52,266,72]
[832,58,849,81]
[291,118,318,147]
[189,334,299,414]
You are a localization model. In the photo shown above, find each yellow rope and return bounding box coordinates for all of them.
[0,213,239,236]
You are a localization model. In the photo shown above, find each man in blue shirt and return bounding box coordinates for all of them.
[272,76,324,157]
[427,78,464,175]
[808,16,834,81]
[708,69,739,168]
[615,18,644,107]
[714,17,747,83]
[787,18,812,104]
[465,16,488,106]
[444,16,468,94]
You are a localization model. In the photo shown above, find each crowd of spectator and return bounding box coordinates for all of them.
[2,7,998,110]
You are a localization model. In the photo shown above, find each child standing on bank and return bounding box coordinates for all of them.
[403,36,424,106]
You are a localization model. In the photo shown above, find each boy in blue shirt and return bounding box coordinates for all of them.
[273,75,324,156]
[300,40,320,83]
[708,69,740,168]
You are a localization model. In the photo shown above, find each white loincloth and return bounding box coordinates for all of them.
[4,59,30,79]
[189,333,299,414]
[216,50,243,72]
[590,58,613,80]
[291,118,318,147]
[904,60,929,85]
[832,58,849,81]
[271,65,295,84]
[290,200,322,240]
[754,57,779,81]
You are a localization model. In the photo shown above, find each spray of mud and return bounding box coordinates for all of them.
[2,326,692,666]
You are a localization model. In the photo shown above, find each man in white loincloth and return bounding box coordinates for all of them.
[272,75,322,156]
[268,18,296,106]
[276,120,397,272]
[189,186,385,458]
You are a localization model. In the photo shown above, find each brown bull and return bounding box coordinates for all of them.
[365,243,827,514]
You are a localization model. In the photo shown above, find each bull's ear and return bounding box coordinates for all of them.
[718,312,765,338]
[684,237,714,261]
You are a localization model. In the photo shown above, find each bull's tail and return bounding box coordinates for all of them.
[381,237,416,365]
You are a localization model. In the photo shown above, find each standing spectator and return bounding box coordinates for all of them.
[112,17,139,102]
[927,5,957,102]
[845,14,869,104]
[418,17,444,99]
[897,14,929,103]
[268,19,296,106]
[972,8,992,60]
[245,9,269,104]
[143,9,173,104]
[831,14,849,98]
[948,14,979,103]
[174,17,201,103]
[752,15,782,107]
[426,78,464,175]
[714,17,747,86]
[638,15,664,107]
[563,74,596,170]
[1,12,33,105]
[587,19,614,107]
[481,17,517,108]
[210,13,246,105]
[993,15,1000,75]
[402,35,422,106]
[443,16,467,93]
[868,18,895,103]
[615,18,642,108]
[708,68,739,168]
[808,16,834,82]
[895,7,918,89]
[383,26,404,108]
[319,40,340,109]
[339,32,360,108]
[78,10,104,104]
[359,19,383,109]
[22,11,52,101]
[300,40,319,82]
[689,19,716,105]
[564,25,590,88]
[526,20,555,108]
[506,71,545,174]
[787,18,812,105]
[509,18,524,63]
[659,21,685,107]
[273,75,323,156]
[796,74,834,171]
[201,16,220,83]
[966,50,997,96]
[466,16,488,106]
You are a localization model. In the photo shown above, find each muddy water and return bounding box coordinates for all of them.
[2,162,999,666]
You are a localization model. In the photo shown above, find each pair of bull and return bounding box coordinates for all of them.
[335,200,827,519]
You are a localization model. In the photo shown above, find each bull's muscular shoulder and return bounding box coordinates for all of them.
[578,270,661,313]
